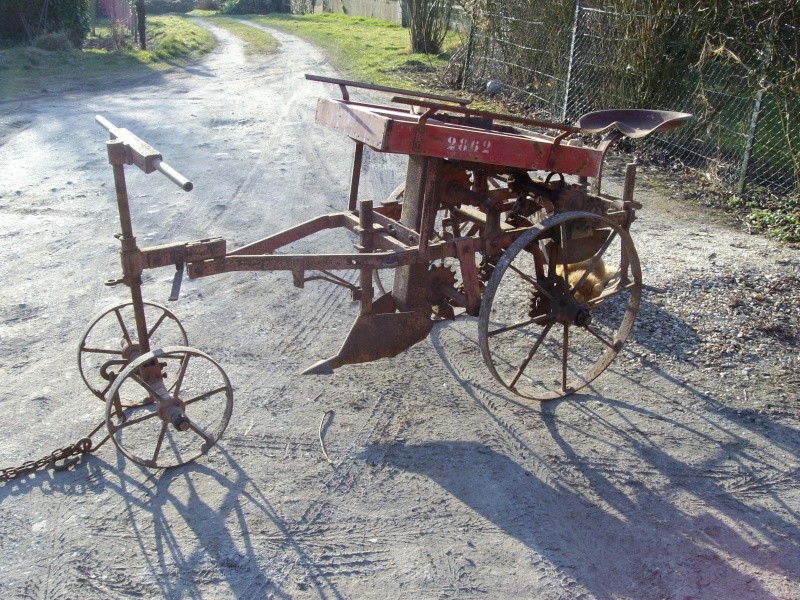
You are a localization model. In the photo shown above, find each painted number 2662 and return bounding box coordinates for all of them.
[446,136,492,155]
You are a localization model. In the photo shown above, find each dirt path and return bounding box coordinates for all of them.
[0,19,798,599]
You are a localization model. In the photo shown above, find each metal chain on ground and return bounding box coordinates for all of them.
[0,419,110,483]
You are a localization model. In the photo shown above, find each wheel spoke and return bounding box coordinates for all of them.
[100,378,117,398]
[147,311,169,340]
[110,408,160,432]
[508,263,554,302]
[170,353,191,396]
[81,346,124,356]
[584,325,617,350]
[571,231,617,293]
[187,420,215,450]
[509,323,553,388]
[151,422,168,463]
[561,324,569,393]
[113,308,133,345]
[587,281,638,307]
[546,243,557,279]
[489,314,551,337]
[183,386,229,406]
[131,372,161,400]
[559,223,570,282]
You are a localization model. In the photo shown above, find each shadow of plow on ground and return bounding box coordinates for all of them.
[0,446,345,600]
[363,439,797,599]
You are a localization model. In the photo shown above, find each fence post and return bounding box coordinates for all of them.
[462,21,475,90]
[737,18,776,195]
[738,86,765,195]
[562,0,582,123]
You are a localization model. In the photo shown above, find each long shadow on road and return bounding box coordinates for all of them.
[367,439,792,599]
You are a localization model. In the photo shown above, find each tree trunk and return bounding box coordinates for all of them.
[136,0,146,50]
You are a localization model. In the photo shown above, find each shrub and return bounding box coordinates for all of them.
[220,0,288,15]
[32,32,75,52]
[195,0,220,9]
[145,0,196,14]
[22,47,49,68]
[406,0,453,54]
[0,0,91,49]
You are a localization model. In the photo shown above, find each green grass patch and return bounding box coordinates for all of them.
[0,15,215,99]
[688,183,800,245]
[245,13,457,90]
[189,13,279,56]
[743,193,800,244]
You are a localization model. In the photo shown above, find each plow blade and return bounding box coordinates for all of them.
[302,309,433,375]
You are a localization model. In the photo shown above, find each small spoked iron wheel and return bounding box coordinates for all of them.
[478,211,642,401]
[77,301,188,401]
[105,346,233,468]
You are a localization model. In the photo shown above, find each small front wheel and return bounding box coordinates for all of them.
[105,346,233,469]
[78,301,188,401]
[478,211,642,401]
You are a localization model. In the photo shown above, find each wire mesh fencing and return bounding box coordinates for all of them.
[457,0,799,195]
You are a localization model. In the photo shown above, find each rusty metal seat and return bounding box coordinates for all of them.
[576,109,692,139]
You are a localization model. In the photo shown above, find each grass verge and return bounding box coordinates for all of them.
[0,15,216,99]
[190,12,279,56]
[679,178,800,245]
[244,13,458,91]
[724,191,800,245]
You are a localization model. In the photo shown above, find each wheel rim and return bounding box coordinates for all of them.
[78,301,188,401]
[478,211,641,401]
[105,346,233,469]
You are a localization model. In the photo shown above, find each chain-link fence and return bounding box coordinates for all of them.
[457,1,799,195]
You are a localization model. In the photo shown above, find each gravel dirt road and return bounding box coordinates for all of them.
[1,19,798,599]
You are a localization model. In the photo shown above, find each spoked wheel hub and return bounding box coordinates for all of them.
[532,278,593,328]
[105,346,233,469]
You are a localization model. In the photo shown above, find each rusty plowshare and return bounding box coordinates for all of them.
[83,75,691,468]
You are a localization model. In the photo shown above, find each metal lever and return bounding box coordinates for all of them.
[169,263,184,302]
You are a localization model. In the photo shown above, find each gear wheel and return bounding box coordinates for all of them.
[555,184,605,215]
[426,265,457,305]
[426,265,458,320]
[437,166,472,209]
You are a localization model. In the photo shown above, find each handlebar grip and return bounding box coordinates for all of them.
[95,114,121,136]
[153,158,193,192]
[96,115,193,192]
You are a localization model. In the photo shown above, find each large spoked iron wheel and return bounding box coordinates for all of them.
[105,346,233,469]
[78,301,188,401]
[478,211,642,401]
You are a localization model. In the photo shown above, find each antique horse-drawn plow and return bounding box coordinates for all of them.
[83,74,690,469]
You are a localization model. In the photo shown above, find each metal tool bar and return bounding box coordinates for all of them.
[305,73,472,106]
[390,97,581,134]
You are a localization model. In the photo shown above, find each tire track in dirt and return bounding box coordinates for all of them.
[259,385,417,588]
[182,19,358,373]
[193,19,347,215]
